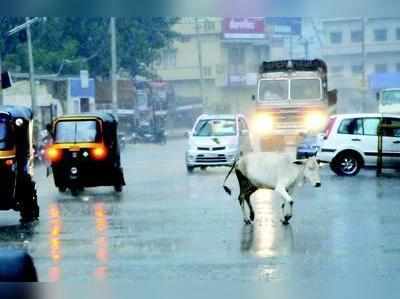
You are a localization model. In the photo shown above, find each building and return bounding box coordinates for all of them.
[153,18,302,117]
[320,18,400,111]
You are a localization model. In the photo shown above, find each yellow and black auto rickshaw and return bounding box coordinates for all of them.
[0,106,39,222]
[47,113,125,196]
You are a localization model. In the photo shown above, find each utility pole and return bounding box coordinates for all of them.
[304,39,309,59]
[195,18,206,112]
[0,49,3,106]
[361,17,367,112]
[26,17,37,119]
[110,17,118,119]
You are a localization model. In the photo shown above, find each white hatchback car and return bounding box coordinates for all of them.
[317,113,400,176]
[185,114,252,173]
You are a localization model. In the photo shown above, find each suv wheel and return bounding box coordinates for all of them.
[186,165,194,174]
[331,152,362,176]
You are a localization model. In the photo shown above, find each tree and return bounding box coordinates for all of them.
[0,17,179,78]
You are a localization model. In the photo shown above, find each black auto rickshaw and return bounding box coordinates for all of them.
[47,113,125,196]
[0,106,39,222]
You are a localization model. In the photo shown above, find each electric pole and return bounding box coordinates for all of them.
[26,17,37,119]
[361,17,367,112]
[195,18,206,112]
[0,49,3,106]
[110,17,118,119]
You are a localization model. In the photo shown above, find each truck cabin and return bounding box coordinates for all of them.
[377,88,400,112]
[256,60,328,105]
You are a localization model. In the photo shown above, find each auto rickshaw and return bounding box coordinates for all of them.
[0,106,39,222]
[47,113,125,196]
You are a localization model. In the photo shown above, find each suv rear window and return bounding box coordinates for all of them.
[338,118,363,135]
[337,117,381,136]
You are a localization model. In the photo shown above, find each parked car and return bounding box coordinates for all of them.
[317,113,400,176]
[185,114,252,173]
[296,133,322,159]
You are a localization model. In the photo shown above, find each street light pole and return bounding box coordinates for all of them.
[0,50,3,106]
[195,18,206,112]
[26,17,37,119]
[110,17,118,119]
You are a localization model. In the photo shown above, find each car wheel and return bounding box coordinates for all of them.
[187,165,194,173]
[200,166,207,171]
[70,188,80,197]
[331,152,362,176]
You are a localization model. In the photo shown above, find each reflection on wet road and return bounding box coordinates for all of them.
[0,140,398,290]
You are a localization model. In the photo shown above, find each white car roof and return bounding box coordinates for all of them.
[331,113,400,119]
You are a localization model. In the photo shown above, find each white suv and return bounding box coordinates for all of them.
[317,113,400,176]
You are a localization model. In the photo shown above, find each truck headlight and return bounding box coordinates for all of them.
[305,112,327,131]
[254,114,273,135]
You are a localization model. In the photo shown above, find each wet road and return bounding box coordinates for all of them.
[0,139,400,294]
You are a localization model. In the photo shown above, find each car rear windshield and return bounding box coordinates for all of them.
[0,117,12,150]
[55,120,101,143]
[193,119,237,137]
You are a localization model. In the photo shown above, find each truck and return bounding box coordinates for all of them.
[376,88,400,114]
[253,59,337,150]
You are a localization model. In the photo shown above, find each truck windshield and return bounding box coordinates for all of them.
[290,79,322,100]
[259,79,288,101]
[382,90,400,105]
[0,117,12,150]
[193,119,236,137]
[55,120,100,143]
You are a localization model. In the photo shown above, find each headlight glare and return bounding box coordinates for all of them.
[305,112,327,131]
[254,114,273,135]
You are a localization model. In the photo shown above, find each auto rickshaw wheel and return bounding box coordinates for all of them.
[114,184,123,192]
[58,186,67,193]
[70,188,80,197]
[19,179,39,223]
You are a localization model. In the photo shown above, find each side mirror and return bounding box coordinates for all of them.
[251,95,256,101]
[184,130,191,138]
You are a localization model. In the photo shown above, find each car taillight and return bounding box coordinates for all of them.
[92,146,107,160]
[46,147,62,162]
[4,159,13,167]
[324,117,336,140]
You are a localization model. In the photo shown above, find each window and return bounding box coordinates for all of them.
[55,121,100,143]
[375,64,387,73]
[352,65,363,74]
[351,30,363,43]
[203,66,212,77]
[0,117,11,150]
[330,32,342,44]
[290,79,322,100]
[193,119,237,137]
[383,118,400,137]
[163,50,177,68]
[204,21,215,32]
[338,118,363,135]
[363,118,380,136]
[374,29,387,42]
[228,47,245,65]
[259,79,288,101]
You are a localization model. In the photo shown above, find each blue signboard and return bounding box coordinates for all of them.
[69,78,95,98]
[265,17,302,35]
[368,73,400,91]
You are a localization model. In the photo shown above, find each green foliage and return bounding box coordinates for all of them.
[0,17,179,78]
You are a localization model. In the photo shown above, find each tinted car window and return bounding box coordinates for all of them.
[338,118,363,135]
[383,118,400,137]
[363,118,380,136]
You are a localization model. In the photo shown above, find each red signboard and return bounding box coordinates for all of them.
[223,18,265,39]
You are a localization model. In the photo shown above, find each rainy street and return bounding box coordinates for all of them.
[0,138,398,292]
